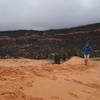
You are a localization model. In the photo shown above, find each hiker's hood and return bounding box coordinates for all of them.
[85,43,89,47]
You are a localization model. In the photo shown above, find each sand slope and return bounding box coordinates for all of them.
[0,57,100,100]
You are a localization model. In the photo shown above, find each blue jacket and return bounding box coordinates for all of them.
[81,44,94,55]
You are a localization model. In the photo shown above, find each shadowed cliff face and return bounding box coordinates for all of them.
[0,23,100,58]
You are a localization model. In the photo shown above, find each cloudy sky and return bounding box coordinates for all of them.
[0,0,100,31]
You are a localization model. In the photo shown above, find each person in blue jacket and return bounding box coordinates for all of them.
[81,43,94,66]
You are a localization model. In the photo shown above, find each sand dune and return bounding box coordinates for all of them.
[0,58,52,67]
[0,57,100,100]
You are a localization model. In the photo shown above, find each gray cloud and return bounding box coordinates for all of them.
[0,0,100,31]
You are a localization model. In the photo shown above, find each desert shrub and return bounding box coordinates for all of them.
[54,53,61,64]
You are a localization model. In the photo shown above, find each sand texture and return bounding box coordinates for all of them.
[0,57,100,100]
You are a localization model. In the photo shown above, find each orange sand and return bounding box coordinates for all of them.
[0,57,100,100]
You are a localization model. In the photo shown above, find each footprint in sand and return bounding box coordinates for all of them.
[72,79,100,89]
[32,97,44,100]
[51,76,57,80]
[25,81,34,87]
[19,86,24,90]
[64,78,70,81]
[81,90,91,94]
[68,92,78,98]
[51,96,63,100]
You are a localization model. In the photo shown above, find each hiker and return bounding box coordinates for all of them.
[81,43,94,66]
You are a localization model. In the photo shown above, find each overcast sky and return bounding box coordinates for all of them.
[0,0,100,31]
